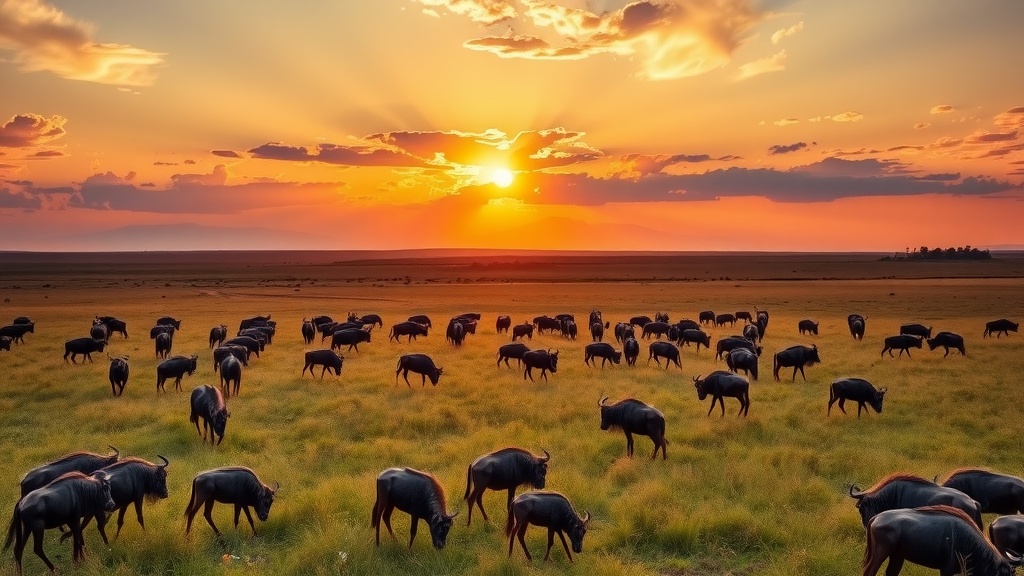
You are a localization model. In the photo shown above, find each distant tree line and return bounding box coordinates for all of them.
[880,245,992,261]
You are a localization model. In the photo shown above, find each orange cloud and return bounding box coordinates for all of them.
[735,49,786,80]
[930,104,955,114]
[413,0,517,25]
[914,122,930,130]
[831,111,864,122]
[771,21,803,44]
[0,113,67,147]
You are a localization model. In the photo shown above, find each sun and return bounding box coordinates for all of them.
[491,167,514,188]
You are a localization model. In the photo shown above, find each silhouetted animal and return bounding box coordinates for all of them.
[108,356,129,396]
[222,336,263,358]
[522,349,559,382]
[505,491,590,562]
[623,337,640,366]
[189,385,229,445]
[70,456,169,544]
[219,355,242,398]
[89,322,109,343]
[715,313,736,327]
[395,354,443,386]
[678,329,711,351]
[0,323,33,344]
[699,310,715,325]
[614,322,635,343]
[95,316,128,339]
[156,355,198,392]
[302,350,343,379]
[463,448,549,526]
[18,447,120,498]
[881,335,923,358]
[584,343,621,367]
[590,322,604,342]
[989,515,1024,558]
[496,315,512,334]
[629,315,652,328]
[512,323,534,341]
[155,317,180,329]
[715,336,761,360]
[588,311,603,327]
[735,311,753,322]
[331,328,371,352]
[63,338,106,364]
[693,371,750,417]
[900,323,932,338]
[641,321,672,340]
[654,312,669,323]
[11,317,32,325]
[350,313,384,328]
[742,323,760,343]
[599,396,667,459]
[154,332,172,359]
[390,321,429,343]
[828,378,885,417]
[725,347,758,380]
[407,314,432,328]
[209,325,227,348]
[940,469,1024,514]
[237,315,272,331]
[798,319,818,335]
[561,320,577,340]
[984,318,1019,338]
[497,343,530,368]
[0,336,10,352]
[149,324,176,339]
[675,319,700,333]
[773,345,820,381]
[301,320,315,344]
[311,315,333,329]
[534,316,562,334]
[371,467,456,549]
[927,331,966,357]
[848,313,866,340]
[446,319,466,346]
[849,474,983,529]
[183,467,277,538]
[648,341,681,369]
[213,345,248,371]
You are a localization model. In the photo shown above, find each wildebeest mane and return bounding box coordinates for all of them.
[861,473,934,494]
[404,467,447,511]
[939,467,994,484]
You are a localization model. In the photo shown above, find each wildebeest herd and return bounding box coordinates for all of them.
[1,308,1021,574]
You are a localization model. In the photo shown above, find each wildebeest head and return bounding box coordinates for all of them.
[427,366,443,386]
[531,449,551,489]
[96,472,117,512]
[598,396,612,430]
[568,511,591,553]
[807,344,820,364]
[213,410,230,445]
[868,388,887,413]
[256,480,279,521]
[548,349,559,372]
[429,509,457,549]
[692,375,709,400]
[188,354,199,374]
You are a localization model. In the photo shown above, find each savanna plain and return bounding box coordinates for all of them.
[1,253,1023,576]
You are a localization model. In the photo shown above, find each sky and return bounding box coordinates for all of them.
[1,0,1023,251]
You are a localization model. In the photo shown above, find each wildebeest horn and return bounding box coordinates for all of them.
[1005,550,1022,564]
[582,511,591,525]
[692,375,700,383]
[599,396,608,407]
[540,449,550,462]
[848,485,866,499]
[108,445,119,459]
[157,455,169,468]
[272,480,280,493]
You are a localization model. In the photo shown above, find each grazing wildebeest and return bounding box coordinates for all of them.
[209,325,227,348]
[238,315,272,331]
[881,335,923,358]
[623,337,640,366]
[89,322,109,343]
[641,321,672,340]
[213,345,248,371]
[239,326,273,344]
[742,323,760,343]
[497,343,530,368]
[302,349,344,379]
[927,331,966,357]
[0,323,30,344]
[0,336,11,351]
[588,310,602,327]
[522,349,559,382]
[149,324,176,339]
[506,491,590,562]
[798,319,819,335]
[648,341,681,369]
[69,456,169,544]
[940,469,1024,514]
[155,317,181,329]
[219,355,242,398]
[446,319,466,346]
[331,328,371,352]
[735,311,753,323]
[512,323,534,341]
[668,325,680,343]
[678,328,711,352]
[154,332,172,359]
[590,322,604,342]
[862,506,1020,576]
[95,316,128,339]
[496,315,512,334]
[189,385,229,445]
[900,323,932,338]
[848,313,866,340]
[773,344,820,381]
[693,371,750,417]
[183,467,277,538]
[223,336,263,358]
[4,471,115,575]
[828,378,885,417]
[676,319,700,333]
[301,320,315,344]
[108,355,129,396]
[371,467,456,549]
[395,354,443,387]
[755,309,770,339]
[614,322,635,343]
[849,474,983,529]
[715,336,761,361]
[390,321,429,343]
[12,317,32,325]
[561,320,577,340]
[311,315,333,329]
[698,310,715,326]
[629,315,652,328]
[534,316,562,334]
[654,312,669,323]
[598,396,667,459]
[584,343,621,368]
[990,515,1024,557]
[351,313,384,328]
[725,347,759,380]
[63,337,106,364]
[18,447,120,498]
[463,448,549,526]
[408,315,432,328]
[715,313,736,327]
[156,354,198,392]
[984,318,1019,338]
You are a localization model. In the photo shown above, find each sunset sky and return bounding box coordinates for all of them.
[1,0,1022,251]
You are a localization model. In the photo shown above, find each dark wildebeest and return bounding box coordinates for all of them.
[463,448,550,526]
[189,385,229,445]
[67,456,169,544]
[390,321,429,343]
[614,322,635,343]
[590,322,604,342]
[715,313,736,327]
[0,322,34,344]
[849,473,984,529]
[156,354,198,392]
[848,313,866,340]
[862,506,1021,576]
[599,396,668,459]
[984,318,1019,338]
[698,310,715,326]
[237,315,272,331]
[311,315,333,328]
[351,313,384,328]
[668,325,680,343]
[522,349,559,382]
[461,319,478,335]
[990,515,1024,558]
[457,312,483,322]
[96,316,128,339]
[18,447,120,498]
[331,328,371,352]
[654,312,669,323]
[648,341,681,369]
[553,313,573,323]
[155,317,181,329]
[301,319,315,344]
[561,320,577,340]
[735,311,753,323]
[940,469,1024,515]
[213,345,249,371]
[623,337,640,366]
[900,323,932,338]
[678,328,711,352]
[89,322,109,343]
[512,323,534,341]
[154,331,172,359]
[798,319,819,335]
[641,321,672,340]
[446,319,466,346]
[0,336,11,351]
[302,349,343,379]
[497,343,530,368]
[534,316,562,334]
[773,344,820,381]
[108,355,129,396]
[63,337,106,364]
[12,317,32,325]
[755,309,770,339]
[219,355,242,398]
[496,315,512,334]
[149,324,176,339]
[725,347,759,380]
[183,467,277,538]
[395,354,443,387]
[881,335,923,358]
[371,467,456,549]
[506,491,590,562]
[676,319,700,333]
[239,326,273,345]
[693,371,750,417]
[629,315,652,328]
[223,336,263,358]
[4,471,115,575]
[584,343,621,368]
[828,378,886,417]
[927,331,966,357]
[715,336,761,361]
[742,323,760,343]
[209,325,227,348]
[408,314,432,328]
[588,310,602,327]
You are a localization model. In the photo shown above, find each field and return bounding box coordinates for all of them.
[1,253,1023,575]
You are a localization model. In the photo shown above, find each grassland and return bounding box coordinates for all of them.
[1,255,1023,575]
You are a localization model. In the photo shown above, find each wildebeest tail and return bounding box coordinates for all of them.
[370,497,380,528]
[463,465,473,501]
[504,506,517,537]
[3,504,20,551]
[183,478,198,518]
[862,514,876,571]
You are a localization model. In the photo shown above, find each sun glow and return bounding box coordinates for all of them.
[491,167,514,188]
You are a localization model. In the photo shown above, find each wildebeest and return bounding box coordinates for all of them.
[300,319,315,344]
[4,471,115,574]
[598,396,667,459]
[773,344,820,381]
[95,316,128,339]
[12,317,32,325]
[553,313,573,323]
[496,315,512,334]
[302,349,344,379]
[522,349,559,382]
[828,377,885,417]
[331,328,372,352]
[223,336,263,358]
[349,313,384,328]
[735,311,753,323]
[561,320,577,340]
[395,354,443,386]
[848,313,866,340]
[693,371,750,417]
[990,515,1024,557]
[213,345,248,371]
[446,319,466,346]
[623,337,640,366]
[648,341,681,369]
[678,328,711,352]
[797,319,819,335]
[534,316,562,334]
[461,319,479,335]
[588,310,602,327]
[614,322,635,343]
[463,448,549,526]
[590,322,604,342]
[108,355,129,396]
[237,314,272,331]
[89,322,109,343]
[699,310,715,326]
[155,317,180,329]
[862,506,1020,576]
[70,456,169,544]
[641,321,672,340]
[676,319,700,333]
[18,447,120,498]
[927,331,966,357]
[497,343,530,368]
[849,473,983,529]
[149,324,176,339]
[715,313,736,327]
[506,491,590,562]
[742,323,760,343]
[239,326,273,345]
[63,337,106,364]
[940,469,1024,514]
[754,309,770,339]
[156,354,198,392]
[154,331,172,359]
[654,312,668,323]
[407,314,432,328]
[881,335,923,358]
[584,343,621,368]
[984,318,1019,338]
[0,336,10,351]
[900,323,932,338]
[390,321,429,343]
[219,355,242,398]
[189,385,229,445]
[183,466,277,538]
[209,325,227,348]
[512,323,534,341]
[715,336,761,361]
[629,315,652,328]
[371,467,456,549]
[725,347,759,380]
[311,315,333,328]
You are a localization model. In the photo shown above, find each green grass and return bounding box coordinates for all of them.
[0,278,1022,575]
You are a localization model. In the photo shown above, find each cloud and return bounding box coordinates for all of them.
[412,0,517,25]
[771,21,803,44]
[914,122,930,130]
[768,141,806,155]
[0,113,67,147]
[0,0,165,86]
[249,141,435,168]
[0,187,41,209]
[965,130,1017,143]
[831,111,863,122]
[211,150,243,158]
[153,161,178,166]
[930,104,955,114]
[735,49,786,80]
[609,152,736,177]
[28,149,64,158]
[774,118,798,126]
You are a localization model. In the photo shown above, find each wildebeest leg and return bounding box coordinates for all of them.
[556,530,573,562]
[175,376,183,391]
[127,499,144,536]
[381,505,396,541]
[408,516,418,548]
[233,504,242,529]
[68,517,85,562]
[421,373,427,386]
[524,367,534,382]
[741,393,749,417]
[242,507,257,535]
[837,398,847,414]
[515,520,532,561]
[203,499,222,538]
[882,555,903,576]
[320,366,327,380]
[234,380,240,397]
[624,431,634,457]
[544,528,555,560]
[87,352,94,363]
[31,524,55,572]
[402,370,411,387]
[541,369,548,382]
[718,395,726,417]
[673,356,681,369]
[706,399,716,417]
